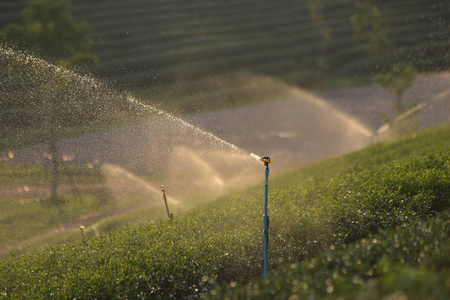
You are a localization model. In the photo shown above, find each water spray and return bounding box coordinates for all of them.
[160,185,173,219]
[251,153,273,276]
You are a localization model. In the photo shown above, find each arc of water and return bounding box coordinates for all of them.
[291,89,374,138]
[125,95,245,154]
[377,103,426,135]
[1,46,247,157]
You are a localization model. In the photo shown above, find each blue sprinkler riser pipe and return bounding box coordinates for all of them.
[263,165,269,276]
[251,154,273,277]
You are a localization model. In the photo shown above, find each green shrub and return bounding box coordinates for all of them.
[206,211,450,299]
[0,127,449,299]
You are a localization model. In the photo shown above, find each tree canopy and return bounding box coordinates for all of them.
[351,1,390,58]
[0,0,98,68]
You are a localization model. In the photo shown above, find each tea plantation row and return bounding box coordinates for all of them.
[2,0,449,112]
[207,211,450,299]
[1,124,449,298]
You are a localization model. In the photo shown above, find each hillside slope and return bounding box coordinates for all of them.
[1,0,448,111]
[1,123,449,299]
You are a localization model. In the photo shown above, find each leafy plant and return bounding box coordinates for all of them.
[206,211,450,299]
[0,0,98,67]
[0,125,449,298]
[374,64,420,137]
[351,1,390,58]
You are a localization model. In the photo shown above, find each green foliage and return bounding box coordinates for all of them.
[0,161,102,188]
[0,48,134,131]
[1,125,449,299]
[0,192,106,246]
[0,0,97,67]
[309,0,332,89]
[351,1,390,58]
[373,65,417,102]
[374,64,419,136]
[2,0,446,107]
[0,162,107,248]
[207,211,450,299]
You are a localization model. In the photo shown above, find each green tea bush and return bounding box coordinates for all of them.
[206,211,450,299]
[1,128,449,299]
[266,149,449,268]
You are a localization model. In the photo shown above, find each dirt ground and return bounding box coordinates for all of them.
[320,72,450,131]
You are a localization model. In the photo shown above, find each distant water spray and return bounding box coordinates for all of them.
[102,163,179,205]
[291,89,373,138]
[168,147,225,191]
[377,103,426,136]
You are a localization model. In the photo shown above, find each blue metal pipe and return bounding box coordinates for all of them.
[263,164,269,276]
[250,154,273,277]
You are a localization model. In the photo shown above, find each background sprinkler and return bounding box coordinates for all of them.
[160,185,173,219]
[251,153,273,276]
[79,225,85,240]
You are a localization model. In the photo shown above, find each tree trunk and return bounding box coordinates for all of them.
[45,112,59,202]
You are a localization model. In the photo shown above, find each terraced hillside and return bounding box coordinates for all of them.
[1,0,449,111]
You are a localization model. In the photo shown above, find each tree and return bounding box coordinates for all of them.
[350,1,390,58]
[1,0,98,202]
[0,0,98,68]
[6,52,64,203]
[309,0,332,89]
[373,65,417,109]
[351,3,419,138]
[373,65,420,137]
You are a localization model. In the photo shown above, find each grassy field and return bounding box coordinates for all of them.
[0,163,104,246]
[1,0,448,113]
[0,158,181,259]
[0,123,448,298]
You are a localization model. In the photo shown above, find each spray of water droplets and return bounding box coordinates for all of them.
[1,45,246,156]
[125,95,244,154]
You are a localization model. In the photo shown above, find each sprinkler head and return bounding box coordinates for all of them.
[160,185,165,192]
[261,157,273,164]
[251,153,273,165]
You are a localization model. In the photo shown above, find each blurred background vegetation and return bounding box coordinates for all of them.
[1,0,448,113]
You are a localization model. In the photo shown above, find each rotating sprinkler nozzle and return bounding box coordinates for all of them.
[251,153,273,166]
[261,156,273,165]
[161,185,173,220]
[251,153,273,276]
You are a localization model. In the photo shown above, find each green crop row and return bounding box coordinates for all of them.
[1,0,448,125]
[207,210,450,299]
[1,124,449,299]
[80,0,447,83]
[2,0,448,89]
